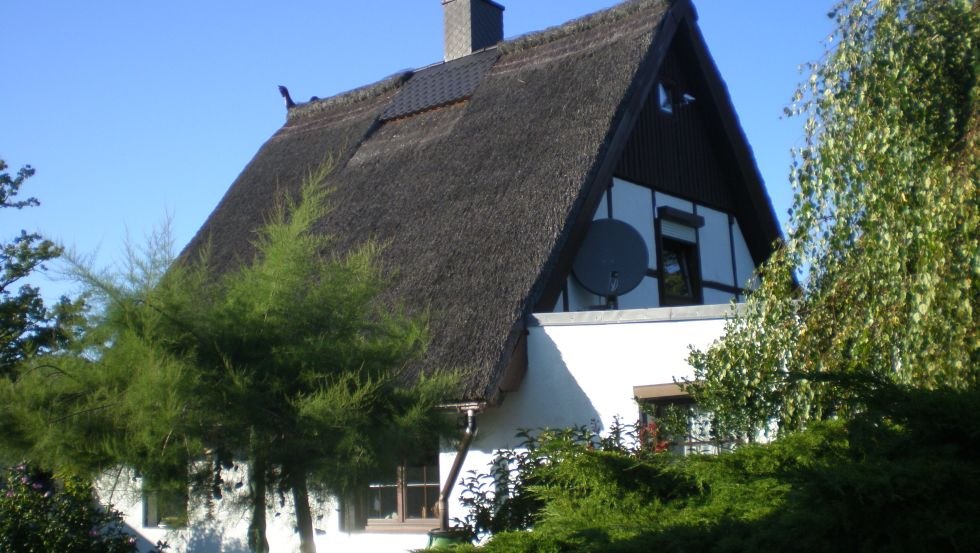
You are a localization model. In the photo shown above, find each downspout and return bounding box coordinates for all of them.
[439,408,478,531]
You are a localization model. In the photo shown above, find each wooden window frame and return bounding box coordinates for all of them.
[348,449,440,534]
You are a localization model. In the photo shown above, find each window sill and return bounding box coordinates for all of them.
[364,519,440,534]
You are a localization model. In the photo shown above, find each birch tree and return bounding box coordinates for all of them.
[689,0,978,437]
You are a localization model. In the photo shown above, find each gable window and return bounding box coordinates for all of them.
[656,206,704,306]
[661,239,697,304]
[658,82,674,114]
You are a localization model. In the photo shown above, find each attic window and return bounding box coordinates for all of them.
[658,82,673,114]
[380,49,499,121]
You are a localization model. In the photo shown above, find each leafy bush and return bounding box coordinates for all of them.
[455,417,672,541]
[0,464,167,553]
[455,428,557,539]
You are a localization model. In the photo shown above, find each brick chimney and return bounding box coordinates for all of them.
[442,0,504,61]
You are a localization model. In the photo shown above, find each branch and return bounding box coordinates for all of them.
[51,403,115,424]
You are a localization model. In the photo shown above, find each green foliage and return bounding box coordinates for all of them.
[456,428,556,539]
[0,463,168,553]
[457,418,674,541]
[689,0,979,436]
[454,384,980,553]
[1,165,457,551]
[0,159,85,380]
[0,218,199,477]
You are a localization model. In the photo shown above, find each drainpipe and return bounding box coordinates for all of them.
[439,408,478,531]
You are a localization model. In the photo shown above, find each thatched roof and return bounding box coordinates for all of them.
[183,0,779,402]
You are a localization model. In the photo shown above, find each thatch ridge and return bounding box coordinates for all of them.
[501,0,668,54]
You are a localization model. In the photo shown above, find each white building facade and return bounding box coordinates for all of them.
[105,304,735,553]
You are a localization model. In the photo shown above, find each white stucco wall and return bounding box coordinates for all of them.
[444,304,736,524]
[655,191,694,214]
[101,468,431,553]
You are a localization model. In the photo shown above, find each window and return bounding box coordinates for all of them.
[640,396,712,455]
[658,82,673,114]
[634,383,728,455]
[660,239,698,305]
[342,447,440,532]
[656,206,704,306]
[367,454,439,524]
[143,486,187,528]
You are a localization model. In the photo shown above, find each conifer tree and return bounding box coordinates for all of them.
[3,167,456,552]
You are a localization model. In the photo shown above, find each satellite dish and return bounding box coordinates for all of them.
[572,218,649,296]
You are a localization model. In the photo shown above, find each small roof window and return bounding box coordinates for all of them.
[658,82,673,114]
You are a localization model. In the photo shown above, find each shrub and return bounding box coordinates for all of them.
[0,464,167,553]
[456,385,980,552]
[455,418,670,542]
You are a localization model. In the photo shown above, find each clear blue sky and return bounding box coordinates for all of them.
[1,1,833,302]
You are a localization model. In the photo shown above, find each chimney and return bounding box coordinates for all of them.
[442,0,504,61]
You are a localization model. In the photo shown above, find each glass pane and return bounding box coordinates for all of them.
[144,492,159,527]
[659,83,673,113]
[367,484,398,520]
[144,489,187,528]
[642,398,734,456]
[662,246,692,300]
[405,463,438,485]
[405,484,439,519]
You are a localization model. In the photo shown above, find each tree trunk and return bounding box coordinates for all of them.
[248,442,270,553]
[291,469,317,553]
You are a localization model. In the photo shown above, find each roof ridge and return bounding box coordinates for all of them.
[500,0,670,55]
[285,1,672,124]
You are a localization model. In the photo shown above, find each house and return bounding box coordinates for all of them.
[105,0,781,550]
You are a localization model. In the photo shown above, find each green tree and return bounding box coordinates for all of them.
[2,167,456,553]
[688,0,978,437]
[0,159,84,379]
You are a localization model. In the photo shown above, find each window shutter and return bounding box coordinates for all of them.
[660,219,697,243]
